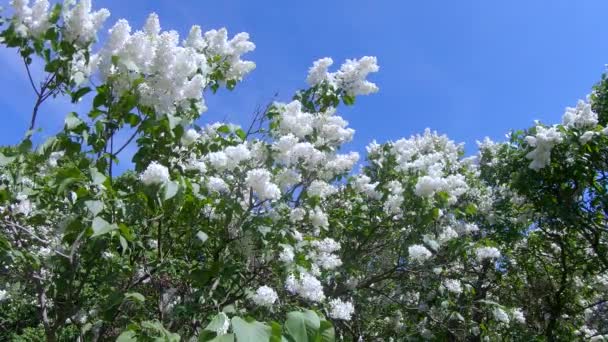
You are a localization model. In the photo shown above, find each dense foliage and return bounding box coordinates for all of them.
[0,1,606,341]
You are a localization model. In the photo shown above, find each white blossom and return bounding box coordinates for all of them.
[512,308,526,324]
[475,246,501,262]
[408,244,432,262]
[525,126,563,170]
[62,0,111,46]
[0,289,9,302]
[245,169,281,201]
[328,298,355,320]
[251,285,278,307]
[279,245,295,263]
[207,176,228,194]
[181,128,200,146]
[562,100,598,129]
[140,161,170,185]
[442,279,462,294]
[493,307,510,324]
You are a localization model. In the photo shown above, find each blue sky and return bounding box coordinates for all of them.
[2,0,608,163]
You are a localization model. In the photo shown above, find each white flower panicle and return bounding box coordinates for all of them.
[10,0,53,38]
[62,0,110,46]
[278,245,295,263]
[0,289,9,302]
[512,308,526,324]
[307,56,380,96]
[562,100,598,129]
[309,238,342,270]
[140,161,170,185]
[493,307,510,324]
[524,126,563,170]
[442,279,463,294]
[475,246,501,262]
[207,176,228,193]
[286,272,326,302]
[328,298,355,321]
[251,285,278,307]
[245,169,281,201]
[306,57,333,86]
[181,128,201,146]
[201,28,256,81]
[408,244,432,262]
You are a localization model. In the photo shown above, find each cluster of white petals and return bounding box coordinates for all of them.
[94,14,209,115]
[408,244,432,262]
[140,161,170,185]
[475,246,501,262]
[285,272,325,302]
[62,0,110,46]
[328,298,355,321]
[307,56,380,96]
[10,0,54,37]
[524,126,563,170]
[442,279,463,294]
[309,238,342,270]
[245,169,280,201]
[562,100,598,129]
[251,285,278,307]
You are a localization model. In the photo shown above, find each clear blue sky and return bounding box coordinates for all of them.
[2,0,608,160]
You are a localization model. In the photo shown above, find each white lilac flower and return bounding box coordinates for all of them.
[207,177,228,193]
[181,128,201,146]
[408,244,432,262]
[525,126,563,170]
[140,161,170,185]
[0,289,9,301]
[306,56,379,96]
[475,246,501,262]
[493,307,510,324]
[306,57,334,86]
[328,298,355,321]
[309,207,329,230]
[287,272,325,302]
[62,0,111,46]
[579,131,595,144]
[251,285,278,307]
[562,100,598,129]
[512,308,526,324]
[10,0,53,38]
[442,279,462,294]
[245,169,281,201]
[278,245,295,263]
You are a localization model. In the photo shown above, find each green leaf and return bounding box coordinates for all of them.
[18,139,32,153]
[90,168,107,186]
[85,200,104,216]
[116,331,137,342]
[91,216,118,237]
[49,3,62,24]
[71,87,91,103]
[196,231,209,243]
[316,320,335,342]
[0,153,16,166]
[65,112,83,130]
[163,181,179,201]
[217,125,231,134]
[235,128,246,141]
[231,317,272,342]
[342,94,355,106]
[200,332,234,342]
[204,313,229,334]
[125,292,145,303]
[285,311,321,342]
[167,114,180,130]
